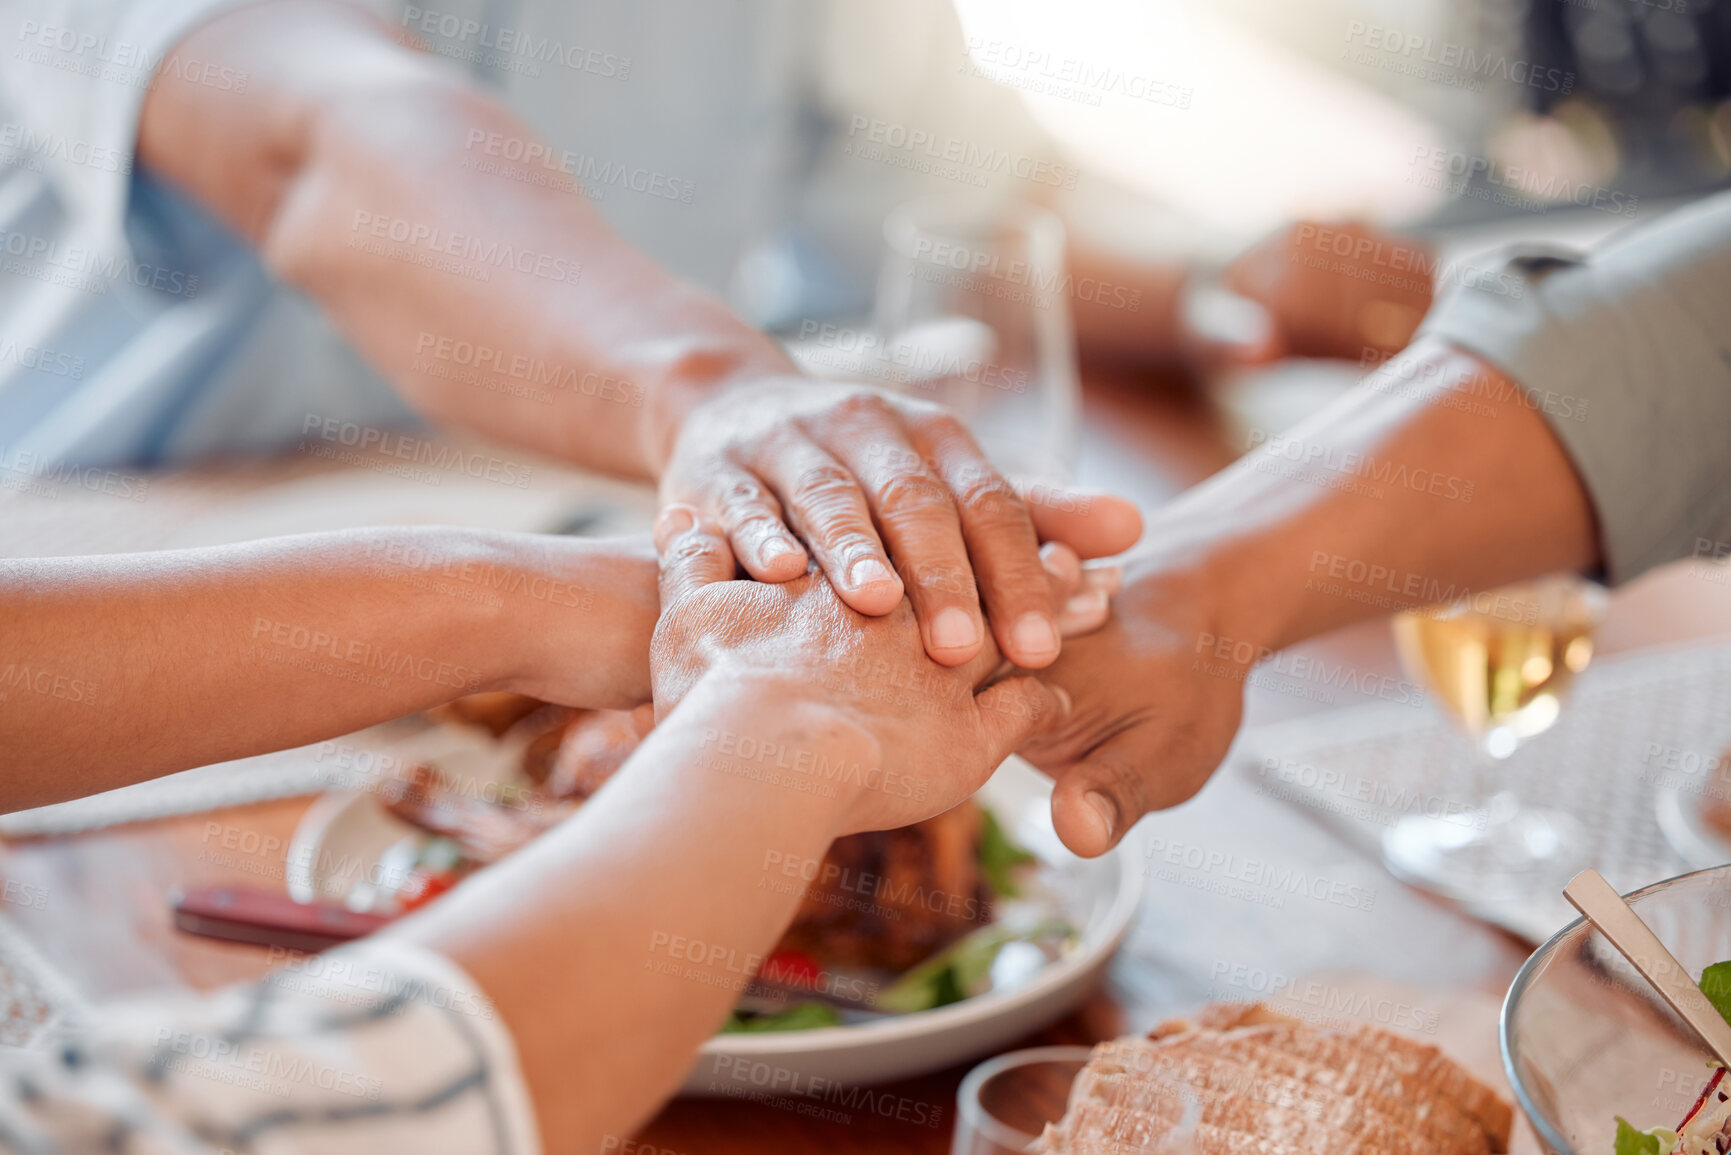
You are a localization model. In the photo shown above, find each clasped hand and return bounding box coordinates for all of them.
[647,503,1114,836]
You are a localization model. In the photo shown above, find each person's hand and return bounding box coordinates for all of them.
[658,378,1143,671]
[648,507,1080,835]
[1015,562,1247,857]
[1182,221,1435,367]
[494,527,1113,725]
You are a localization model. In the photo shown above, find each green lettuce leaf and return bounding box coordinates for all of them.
[877,917,1074,1014]
[721,1002,841,1033]
[1700,961,1731,1026]
[1613,1116,1661,1155]
[979,807,1036,898]
[877,925,1015,1014]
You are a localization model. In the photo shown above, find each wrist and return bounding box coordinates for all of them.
[1125,337,1580,665]
[492,534,659,707]
[1113,551,1265,682]
[656,670,885,835]
[638,350,802,478]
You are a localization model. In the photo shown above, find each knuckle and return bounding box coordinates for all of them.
[715,480,786,540]
[896,396,947,423]
[1157,723,1229,809]
[955,472,1026,523]
[874,470,952,522]
[718,475,774,512]
[916,410,971,446]
[1095,757,1155,817]
[792,461,858,501]
[725,512,785,543]
[829,532,884,567]
[861,442,926,475]
[829,389,896,425]
[664,533,726,571]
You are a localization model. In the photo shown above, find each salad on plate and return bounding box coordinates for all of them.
[305,692,1081,1034]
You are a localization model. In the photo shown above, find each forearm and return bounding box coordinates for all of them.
[1065,237,1192,365]
[1152,338,1599,656]
[397,674,872,1151]
[0,528,654,804]
[136,0,794,478]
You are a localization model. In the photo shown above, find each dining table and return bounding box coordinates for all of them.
[4,258,1731,1154]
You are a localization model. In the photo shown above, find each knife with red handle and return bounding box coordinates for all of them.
[170,886,393,953]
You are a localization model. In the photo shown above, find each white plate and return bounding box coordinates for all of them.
[286,754,1141,1090]
[1655,780,1731,871]
[284,725,531,904]
[683,756,1140,1092]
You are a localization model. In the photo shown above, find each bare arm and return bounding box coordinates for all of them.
[1021,338,1599,854]
[136,0,782,481]
[1030,191,1731,853]
[134,0,1143,671]
[0,518,1065,1153]
[0,527,656,807]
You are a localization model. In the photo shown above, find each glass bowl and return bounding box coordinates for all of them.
[953,1046,1094,1155]
[1503,865,1731,1155]
[952,1044,1199,1155]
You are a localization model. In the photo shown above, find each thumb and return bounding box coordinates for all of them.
[1046,725,1217,857]
[973,676,1070,767]
[654,504,737,608]
[1020,486,1143,560]
[1047,732,1153,859]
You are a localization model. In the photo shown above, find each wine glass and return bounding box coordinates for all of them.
[876,196,1081,483]
[1381,574,1608,902]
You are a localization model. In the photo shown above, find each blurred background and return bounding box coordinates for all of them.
[3,0,1725,477]
[733,0,1731,327]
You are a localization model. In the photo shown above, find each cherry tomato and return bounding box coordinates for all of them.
[398,869,458,912]
[760,949,822,988]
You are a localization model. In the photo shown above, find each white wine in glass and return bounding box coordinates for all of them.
[1382,575,1607,901]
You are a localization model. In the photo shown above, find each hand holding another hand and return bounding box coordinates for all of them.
[647,506,1100,836]
[1017,562,1246,858]
[659,379,1142,670]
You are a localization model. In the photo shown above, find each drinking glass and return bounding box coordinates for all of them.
[1382,574,1608,901]
[876,196,1081,482]
[952,1045,1198,1155]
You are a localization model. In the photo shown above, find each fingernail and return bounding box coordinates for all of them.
[1084,790,1117,843]
[930,607,979,652]
[1038,541,1080,580]
[1012,613,1059,658]
[1082,564,1124,597]
[1063,589,1108,619]
[759,535,800,566]
[848,557,896,590]
[653,505,697,549]
[1049,684,1072,720]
